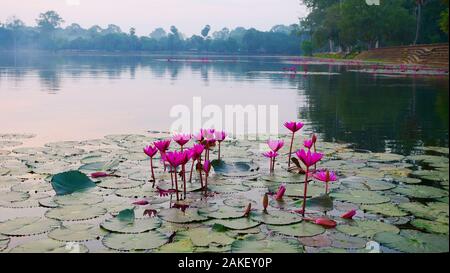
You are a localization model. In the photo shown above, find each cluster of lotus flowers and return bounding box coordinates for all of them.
[142,129,227,201]
[135,122,356,227]
[261,121,356,224]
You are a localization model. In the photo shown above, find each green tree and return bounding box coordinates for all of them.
[301,40,313,56]
[36,11,64,32]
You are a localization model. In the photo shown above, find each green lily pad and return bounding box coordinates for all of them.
[398,202,448,221]
[223,197,257,208]
[201,207,244,219]
[331,190,390,204]
[231,237,303,253]
[329,232,368,249]
[392,177,422,184]
[267,222,325,237]
[393,184,448,199]
[336,220,399,239]
[0,217,60,236]
[102,231,168,251]
[209,218,260,230]
[411,170,449,182]
[51,171,96,196]
[0,176,20,189]
[10,239,89,253]
[78,158,120,172]
[45,205,107,221]
[0,199,40,208]
[211,159,258,177]
[0,191,29,202]
[340,176,395,191]
[182,227,234,247]
[360,203,409,217]
[158,208,208,223]
[298,234,332,248]
[97,177,144,189]
[53,192,104,206]
[155,237,194,253]
[117,208,135,223]
[374,230,449,253]
[101,217,161,233]
[49,223,106,242]
[250,211,302,225]
[11,180,53,193]
[410,219,449,234]
[305,194,334,212]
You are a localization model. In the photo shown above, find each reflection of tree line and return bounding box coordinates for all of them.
[298,72,449,154]
[0,54,307,91]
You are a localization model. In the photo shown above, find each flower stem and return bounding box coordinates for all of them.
[150,157,155,188]
[325,181,329,195]
[301,167,309,217]
[182,164,187,199]
[269,157,273,174]
[288,132,295,167]
[218,142,221,161]
[272,156,276,173]
[174,167,180,201]
[189,159,195,183]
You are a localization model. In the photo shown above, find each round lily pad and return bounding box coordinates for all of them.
[49,223,106,242]
[298,234,332,248]
[101,217,161,233]
[11,180,53,193]
[102,231,168,251]
[231,238,303,253]
[398,202,447,221]
[267,222,325,237]
[10,239,89,253]
[0,235,10,251]
[0,199,40,208]
[340,176,395,191]
[97,177,144,189]
[182,228,234,247]
[223,197,257,208]
[158,208,208,223]
[38,197,60,208]
[250,211,302,225]
[336,220,399,239]
[115,185,156,198]
[53,192,104,206]
[374,230,449,253]
[209,218,260,230]
[0,191,29,202]
[360,203,409,217]
[0,177,20,189]
[392,185,448,199]
[155,238,194,253]
[45,205,107,221]
[410,219,449,234]
[0,217,60,236]
[201,207,244,219]
[329,232,368,249]
[331,190,390,204]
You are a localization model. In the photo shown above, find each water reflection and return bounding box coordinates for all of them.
[0,53,448,155]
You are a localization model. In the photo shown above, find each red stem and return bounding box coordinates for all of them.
[182,164,187,199]
[325,181,329,195]
[174,166,180,201]
[272,156,276,173]
[288,132,295,167]
[150,157,155,188]
[218,142,221,161]
[301,167,309,217]
[189,159,195,183]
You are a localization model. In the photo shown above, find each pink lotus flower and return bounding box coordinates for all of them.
[296,149,323,167]
[284,121,304,168]
[143,145,158,158]
[193,131,204,142]
[154,139,171,153]
[132,200,149,206]
[341,209,357,219]
[284,121,304,133]
[303,139,314,149]
[275,183,286,201]
[173,133,191,147]
[267,139,284,152]
[313,169,337,194]
[165,151,184,167]
[262,151,278,158]
[214,131,227,142]
[91,172,109,178]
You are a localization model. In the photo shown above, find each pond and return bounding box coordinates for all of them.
[0,53,448,253]
[0,53,448,155]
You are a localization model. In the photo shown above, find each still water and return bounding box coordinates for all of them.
[0,53,448,155]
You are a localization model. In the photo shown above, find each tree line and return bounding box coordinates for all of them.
[300,0,449,55]
[0,11,304,54]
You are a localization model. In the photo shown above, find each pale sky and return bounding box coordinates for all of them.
[0,0,308,36]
